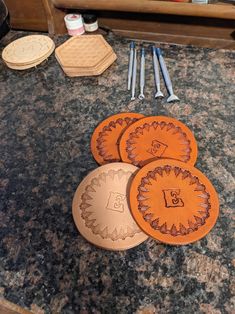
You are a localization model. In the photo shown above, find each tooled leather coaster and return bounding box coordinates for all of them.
[2,35,55,67]
[91,113,145,165]
[129,159,219,245]
[119,116,198,167]
[72,162,148,250]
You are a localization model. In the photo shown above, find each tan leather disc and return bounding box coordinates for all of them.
[119,116,198,167]
[129,159,219,245]
[2,35,55,65]
[72,163,148,250]
[91,112,145,165]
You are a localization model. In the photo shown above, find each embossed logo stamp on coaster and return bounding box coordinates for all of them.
[129,159,219,245]
[119,116,198,167]
[91,113,145,165]
[72,163,148,250]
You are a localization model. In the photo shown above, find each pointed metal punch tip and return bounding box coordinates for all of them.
[167,94,180,103]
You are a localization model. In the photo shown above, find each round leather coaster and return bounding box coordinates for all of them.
[91,112,144,165]
[72,163,148,250]
[129,159,219,245]
[2,35,55,65]
[5,44,55,70]
[119,116,198,167]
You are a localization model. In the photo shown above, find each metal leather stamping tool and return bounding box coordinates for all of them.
[152,46,164,99]
[156,48,179,103]
[127,41,135,91]
[131,47,137,101]
[138,47,145,100]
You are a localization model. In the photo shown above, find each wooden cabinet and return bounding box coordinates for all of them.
[51,0,235,49]
[5,0,48,31]
[4,0,65,34]
[4,0,235,49]
[52,0,235,20]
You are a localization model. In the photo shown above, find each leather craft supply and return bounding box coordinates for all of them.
[2,35,55,70]
[64,14,85,36]
[83,14,99,32]
[55,35,117,77]
[72,163,148,250]
[4,46,55,70]
[129,159,219,245]
[57,53,117,77]
[119,116,198,167]
[91,112,145,165]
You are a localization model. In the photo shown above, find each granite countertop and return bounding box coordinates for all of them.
[0,31,234,314]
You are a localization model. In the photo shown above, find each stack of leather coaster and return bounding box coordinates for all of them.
[2,35,55,70]
[72,113,219,250]
[55,35,117,77]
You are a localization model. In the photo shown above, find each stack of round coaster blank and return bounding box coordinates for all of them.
[55,35,117,77]
[2,35,55,70]
[72,113,219,250]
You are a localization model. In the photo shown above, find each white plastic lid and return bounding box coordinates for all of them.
[64,14,84,29]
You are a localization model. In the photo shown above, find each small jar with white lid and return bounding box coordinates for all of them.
[83,14,99,32]
[64,14,85,36]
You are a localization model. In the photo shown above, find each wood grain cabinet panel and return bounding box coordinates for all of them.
[5,0,48,31]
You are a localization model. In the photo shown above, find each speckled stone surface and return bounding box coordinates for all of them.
[0,31,234,314]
